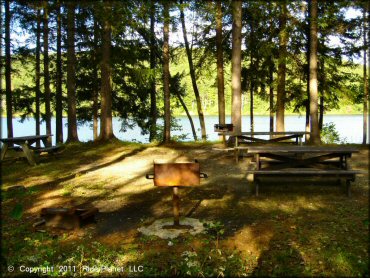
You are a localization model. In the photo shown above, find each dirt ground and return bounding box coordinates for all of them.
[1,142,369,276]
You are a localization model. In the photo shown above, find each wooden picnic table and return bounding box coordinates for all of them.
[245,145,361,196]
[221,131,310,146]
[0,135,53,166]
[215,131,310,162]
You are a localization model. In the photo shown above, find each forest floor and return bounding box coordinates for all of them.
[1,140,369,277]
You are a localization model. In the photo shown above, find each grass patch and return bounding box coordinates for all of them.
[1,141,368,276]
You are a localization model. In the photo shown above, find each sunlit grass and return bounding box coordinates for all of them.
[1,142,368,276]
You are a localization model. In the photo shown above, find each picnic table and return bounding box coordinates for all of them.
[0,135,60,166]
[221,131,310,146]
[214,131,310,162]
[245,145,362,196]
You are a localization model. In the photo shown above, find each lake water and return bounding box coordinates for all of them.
[0,115,365,144]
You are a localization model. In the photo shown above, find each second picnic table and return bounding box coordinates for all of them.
[245,145,361,196]
[216,131,310,162]
[0,135,59,166]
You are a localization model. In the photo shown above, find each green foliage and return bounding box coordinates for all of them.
[10,203,24,220]
[320,122,347,144]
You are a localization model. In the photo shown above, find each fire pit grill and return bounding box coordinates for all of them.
[146,160,207,229]
[214,124,233,132]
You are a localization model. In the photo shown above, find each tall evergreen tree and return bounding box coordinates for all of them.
[363,5,368,145]
[231,0,242,134]
[99,0,114,140]
[179,0,206,140]
[216,0,225,141]
[55,0,63,144]
[5,0,13,140]
[149,0,157,142]
[309,0,321,144]
[43,2,52,145]
[163,1,171,143]
[276,1,287,132]
[35,7,41,146]
[0,0,2,109]
[92,8,99,141]
[66,2,79,142]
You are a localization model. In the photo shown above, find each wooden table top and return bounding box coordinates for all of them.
[0,134,51,143]
[246,145,359,154]
[220,131,310,136]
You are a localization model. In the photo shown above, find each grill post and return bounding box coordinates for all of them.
[173,186,180,226]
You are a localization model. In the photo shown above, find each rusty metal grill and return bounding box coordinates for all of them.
[146,162,207,186]
[214,124,233,132]
[146,160,207,228]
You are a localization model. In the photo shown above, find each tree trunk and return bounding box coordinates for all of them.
[363,6,368,145]
[5,0,13,141]
[305,0,311,142]
[216,0,225,142]
[269,4,274,135]
[319,96,324,130]
[56,1,63,144]
[231,0,242,134]
[35,8,41,147]
[0,0,2,121]
[368,1,370,144]
[93,10,99,141]
[43,2,52,146]
[175,92,197,141]
[319,59,325,131]
[99,1,114,141]
[249,18,254,133]
[180,0,206,140]
[163,1,171,143]
[309,0,321,144]
[276,1,287,132]
[269,65,274,134]
[149,0,157,142]
[66,2,79,142]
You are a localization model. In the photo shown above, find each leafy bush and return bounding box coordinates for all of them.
[320,122,347,144]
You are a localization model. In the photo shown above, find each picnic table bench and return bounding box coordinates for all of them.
[0,135,62,166]
[245,146,362,197]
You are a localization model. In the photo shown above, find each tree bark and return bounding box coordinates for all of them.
[269,4,274,135]
[276,1,287,132]
[66,2,79,142]
[163,1,171,143]
[309,0,321,144]
[305,0,311,142]
[216,0,225,141]
[99,0,114,141]
[180,0,206,140]
[319,96,324,130]
[93,10,99,141]
[0,0,2,119]
[231,0,242,134]
[363,6,368,145]
[5,0,13,141]
[43,2,52,145]
[269,65,274,134]
[149,0,157,142]
[249,19,255,133]
[35,8,41,147]
[175,92,197,141]
[56,1,63,144]
[366,2,370,143]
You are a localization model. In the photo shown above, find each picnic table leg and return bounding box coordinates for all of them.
[41,137,50,147]
[346,180,351,197]
[255,177,259,196]
[20,143,37,166]
[1,143,9,161]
